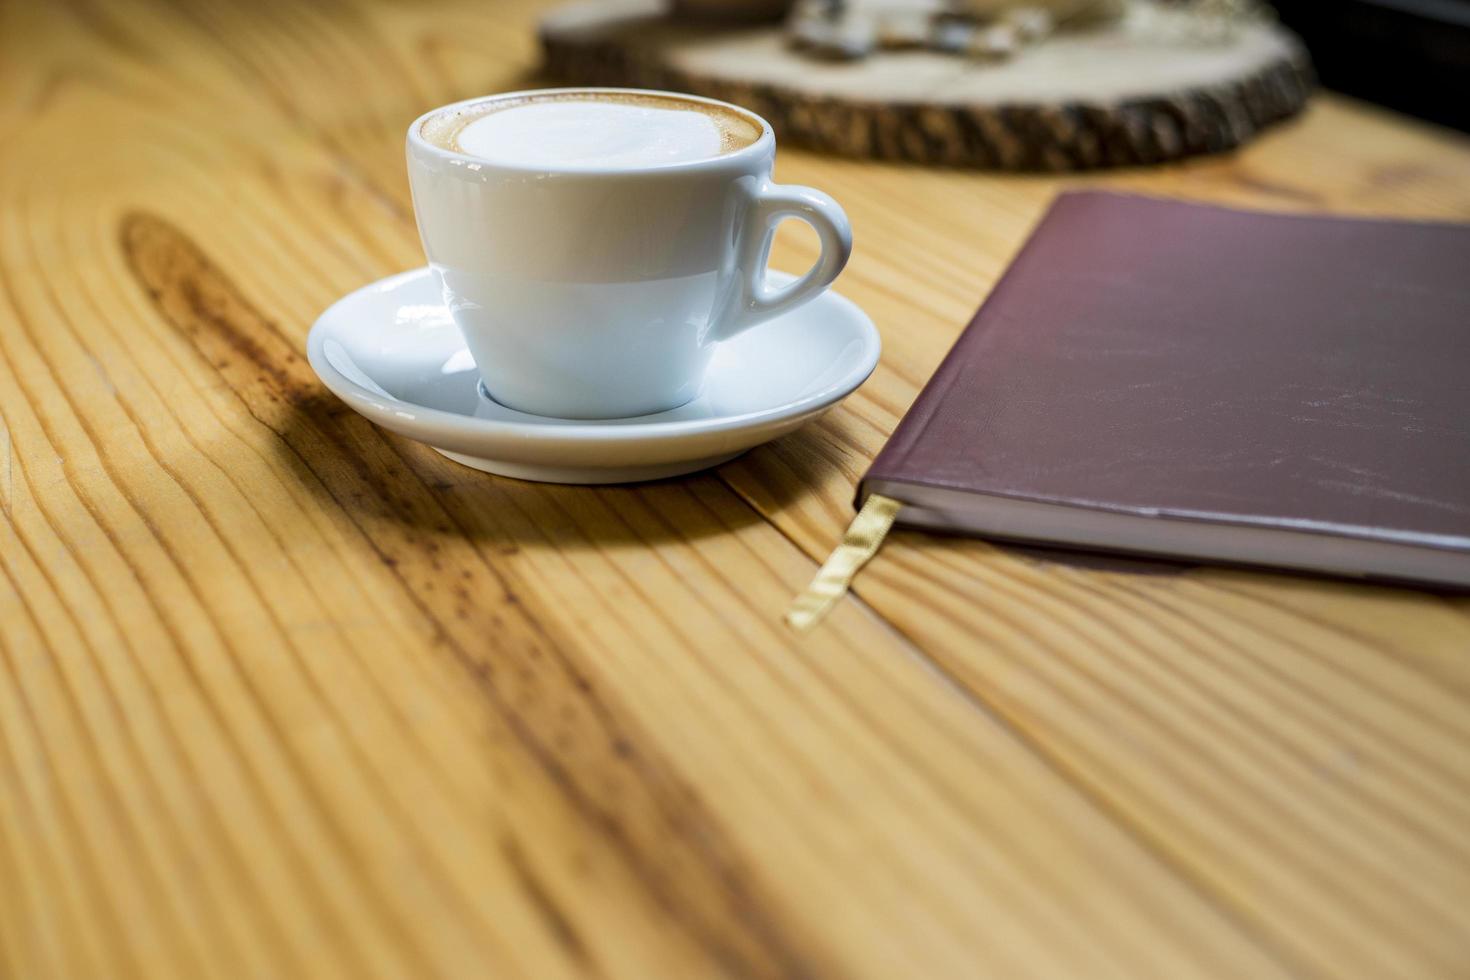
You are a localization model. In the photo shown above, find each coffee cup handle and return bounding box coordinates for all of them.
[715,180,852,341]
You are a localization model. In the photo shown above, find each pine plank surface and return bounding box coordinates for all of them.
[1,0,1468,977]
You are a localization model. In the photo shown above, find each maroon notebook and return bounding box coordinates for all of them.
[862,192,1470,587]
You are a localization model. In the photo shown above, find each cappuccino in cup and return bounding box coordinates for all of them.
[420,91,763,168]
[407,89,851,419]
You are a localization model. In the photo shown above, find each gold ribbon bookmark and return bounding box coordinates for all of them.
[786,494,902,633]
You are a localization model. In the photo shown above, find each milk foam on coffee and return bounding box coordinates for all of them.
[424,93,761,169]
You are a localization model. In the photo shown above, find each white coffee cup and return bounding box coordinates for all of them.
[406,88,852,419]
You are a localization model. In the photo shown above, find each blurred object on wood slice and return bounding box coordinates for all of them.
[791,0,1121,62]
[789,0,1268,64]
[789,2,879,58]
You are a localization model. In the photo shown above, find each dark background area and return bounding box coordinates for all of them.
[1272,0,1470,132]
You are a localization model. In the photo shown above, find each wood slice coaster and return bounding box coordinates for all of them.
[540,0,1313,170]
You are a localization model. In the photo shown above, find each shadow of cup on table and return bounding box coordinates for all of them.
[271,391,835,556]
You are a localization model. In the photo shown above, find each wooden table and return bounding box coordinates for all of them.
[3,1,1468,977]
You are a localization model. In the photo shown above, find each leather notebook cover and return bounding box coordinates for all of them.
[862,191,1470,587]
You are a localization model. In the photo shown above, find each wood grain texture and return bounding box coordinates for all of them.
[1,0,1468,977]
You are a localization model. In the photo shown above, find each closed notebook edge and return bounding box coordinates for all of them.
[853,189,1470,592]
[856,477,1470,589]
[792,191,1470,629]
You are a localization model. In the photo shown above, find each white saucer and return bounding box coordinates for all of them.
[307,268,881,484]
